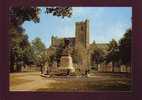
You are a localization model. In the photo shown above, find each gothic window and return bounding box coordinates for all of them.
[81,26,84,31]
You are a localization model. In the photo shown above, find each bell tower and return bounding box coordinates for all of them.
[75,19,89,48]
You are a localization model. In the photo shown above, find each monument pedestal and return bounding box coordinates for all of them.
[58,55,75,74]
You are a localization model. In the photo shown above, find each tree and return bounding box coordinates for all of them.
[9,7,40,28]
[9,7,72,27]
[9,7,72,72]
[31,37,53,74]
[9,25,31,72]
[73,43,88,74]
[92,48,105,70]
[46,7,72,18]
[105,29,131,72]
[119,29,131,67]
[22,44,35,68]
[9,7,40,72]
[89,40,97,54]
[89,42,105,70]
[31,37,47,73]
[46,47,57,66]
[105,39,120,72]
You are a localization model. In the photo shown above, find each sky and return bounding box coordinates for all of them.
[22,7,132,48]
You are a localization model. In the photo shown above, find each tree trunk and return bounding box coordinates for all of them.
[96,63,98,71]
[16,64,21,72]
[112,62,115,72]
[40,65,43,74]
[10,63,15,72]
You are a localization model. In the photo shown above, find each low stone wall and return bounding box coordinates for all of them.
[21,66,40,72]
[120,65,131,72]
[98,64,131,73]
[98,64,112,72]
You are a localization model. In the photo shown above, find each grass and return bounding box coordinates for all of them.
[10,77,33,86]
[10,72,132,92]
[36,76,131,92]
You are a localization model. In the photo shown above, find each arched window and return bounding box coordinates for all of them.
[81,26,84,31]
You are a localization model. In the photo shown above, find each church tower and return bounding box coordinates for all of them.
[75,19,89,48]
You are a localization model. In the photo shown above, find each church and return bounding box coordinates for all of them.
[46,19,110,75]
[51,19,90,49]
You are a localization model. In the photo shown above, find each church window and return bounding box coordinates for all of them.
[81,26,84,31]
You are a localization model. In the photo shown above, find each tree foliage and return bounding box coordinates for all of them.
[119,29,131,66]
[31,37,46,65]
[9,7,72,72]
[106,39,119,63]
[9,29,31,72]
[89,42,105,69]
[105,39,119,72]
[105,29,131,72]
[46,7,72,18]
[9,7,72,27]
[73,43,88,72]
[9,7,40,27]
[31,37,48,73]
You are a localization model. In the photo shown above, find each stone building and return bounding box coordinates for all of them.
[48,19,130,74]
[51,19,89,49]
[49,19,90,74]
[75,19,89,48]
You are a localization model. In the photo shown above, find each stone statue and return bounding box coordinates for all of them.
[58,46,75,75]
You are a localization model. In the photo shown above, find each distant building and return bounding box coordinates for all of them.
[50,20,90,73]
[49,19,115,73]
[75,19,89,48]
[51,19,90,49]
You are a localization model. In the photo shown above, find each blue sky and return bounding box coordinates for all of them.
[22,7,132,48]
